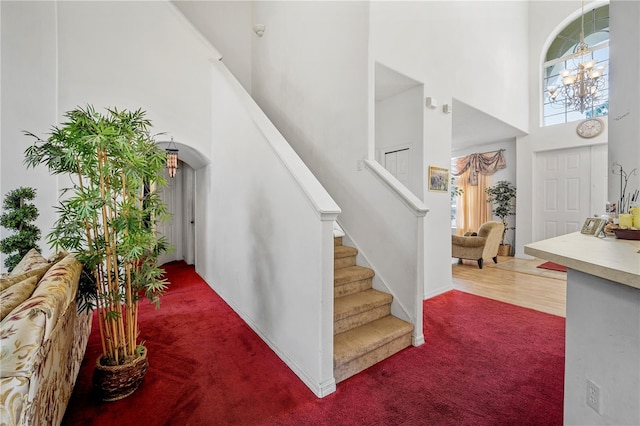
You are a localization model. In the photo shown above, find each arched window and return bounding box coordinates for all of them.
[543,4,609,126]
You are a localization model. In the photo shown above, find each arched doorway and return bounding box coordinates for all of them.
[154,140,209,267]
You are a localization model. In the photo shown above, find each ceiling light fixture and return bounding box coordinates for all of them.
[546,1,607,113]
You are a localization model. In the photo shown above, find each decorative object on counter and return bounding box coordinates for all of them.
[581,217,606,236]
[0,187,41,272]
[631,206,640,228]
[612,229,640,240]
[24,105,170,401]
[612,162,637,215]
[619,214,633,229]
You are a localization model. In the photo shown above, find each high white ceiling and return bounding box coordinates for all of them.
[375,63,421,101]
[451,100,526,150]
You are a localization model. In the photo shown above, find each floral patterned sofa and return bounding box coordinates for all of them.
[0,249,92,426]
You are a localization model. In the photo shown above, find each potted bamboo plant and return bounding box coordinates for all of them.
[24,105,169,401]
[485,180,516,256]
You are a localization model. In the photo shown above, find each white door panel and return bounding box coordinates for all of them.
[157,167,181,265]
[534,147,591,241]
[384,148,410,187]
[395,149,409,187]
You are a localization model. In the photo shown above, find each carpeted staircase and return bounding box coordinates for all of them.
[333,236,413,383]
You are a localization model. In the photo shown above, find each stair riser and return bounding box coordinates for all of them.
[334,332,412,383]
[334,305,390,335]
[334,278,372,298]
[334,256,356,269]
[334,237,342,246]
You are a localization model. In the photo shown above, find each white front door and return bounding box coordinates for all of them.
[533,146,591,241]
[384,148,409,187]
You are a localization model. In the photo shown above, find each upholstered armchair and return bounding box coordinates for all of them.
[452,221,505,269]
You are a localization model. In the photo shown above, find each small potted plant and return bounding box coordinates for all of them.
[24,105,169,401]
[485,180,516,256]
[0,187,41,272]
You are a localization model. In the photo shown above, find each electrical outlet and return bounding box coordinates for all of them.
[586,379,600,414]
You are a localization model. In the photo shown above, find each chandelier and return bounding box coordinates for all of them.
[547,1,607,114]
[166,137,179,178]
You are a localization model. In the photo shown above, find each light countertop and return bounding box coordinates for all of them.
[525,232,640,289]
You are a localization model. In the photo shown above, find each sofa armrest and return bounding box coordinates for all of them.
[452,235,487,248]
[0,376,30,425]
[0,301,48,377]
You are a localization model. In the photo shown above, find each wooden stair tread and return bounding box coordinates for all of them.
[334,266,374,286]
[334,245,357,259]
[334,316,413,365]
[334,289,391,321]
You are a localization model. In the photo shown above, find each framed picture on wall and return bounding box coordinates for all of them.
[428,166,449,192]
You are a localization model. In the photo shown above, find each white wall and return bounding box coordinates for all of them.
[370,1,528,297]
[608,0,640,209]
[0,1,59,268]
[172,0,252,93]
[205,59,340,397]
[0,1,218,271]
[565,270,640,425]
[375,85,424,200]
[56,1,216,159]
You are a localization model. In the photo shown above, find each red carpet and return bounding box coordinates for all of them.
[537,261,568,272]
[63,261,564,425]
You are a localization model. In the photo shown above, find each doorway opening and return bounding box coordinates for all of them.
[154,141,210,268]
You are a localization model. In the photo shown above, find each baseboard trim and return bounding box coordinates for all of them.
[424,284,453,300]
[412,334,425,346]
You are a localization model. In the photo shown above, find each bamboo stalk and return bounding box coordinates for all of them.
[121,170,134,357]
[133,299,139,347]
[97,265,111,358]
[110,183,127,359]
[75,156,109,357]
[98,149,122,364]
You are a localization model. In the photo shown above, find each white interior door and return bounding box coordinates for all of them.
[157,166,182,265]
[182,164,196,265]
[533,146,591,241]
[384,148,409,187]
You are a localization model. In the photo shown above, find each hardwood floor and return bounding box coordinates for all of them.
[452,256,567,317]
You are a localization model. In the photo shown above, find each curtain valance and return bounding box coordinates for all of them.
[452,150,506,185]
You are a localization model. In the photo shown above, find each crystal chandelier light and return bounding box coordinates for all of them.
[166,137,179,178]
[547,1,607,114]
